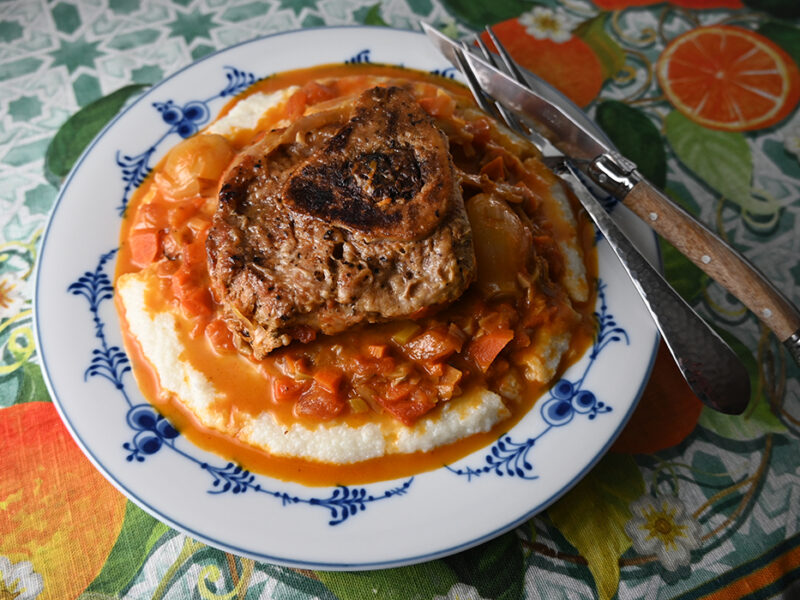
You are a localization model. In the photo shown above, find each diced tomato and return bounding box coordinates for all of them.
[272,376,309,403]
[131,200,169,230]
[302,81,336,105]
[384,381,414,403]
[465,117,492,146]
[437,365,463,400]
[284,90,307,121]
[294,385,346,420]
[205,318,235,353]
[378,382,437,426]
[288,325,317,345]
[180,234,208,271]
[128,229,161,268]
[173,280,213,317]
[171,252,212,317]
[378,356,397,374]
[167,197,205,229]
[467,328,515,373]
[403,326,464,363]
[424,362,445,377]
[478,304,517,332]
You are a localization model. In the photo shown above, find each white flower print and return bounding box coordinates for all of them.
[624,494,701,571]
[0,273,26,320]
[783,122,800,162]
[0,557,44,600]
[519,6,573,43]
[434,582,491,600]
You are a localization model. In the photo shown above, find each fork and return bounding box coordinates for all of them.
[451,29,751,415]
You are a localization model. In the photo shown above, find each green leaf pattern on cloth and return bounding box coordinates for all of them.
[44,83,149,187]
[596,100,667,188]
[548,455,646,600]
[664,110,782,232]
[318,562,457,599]
[573,14,626,81]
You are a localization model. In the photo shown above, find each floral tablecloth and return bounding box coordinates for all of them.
[2,0,800,598]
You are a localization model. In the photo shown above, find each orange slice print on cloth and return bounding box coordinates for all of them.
[480,19,604,108]
[656,25,800,131]
[0,402,126,599]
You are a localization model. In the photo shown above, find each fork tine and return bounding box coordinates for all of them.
[452,42,500,119]
[472,35,527,135]
[476,28,563,158]
[485,26,527,85]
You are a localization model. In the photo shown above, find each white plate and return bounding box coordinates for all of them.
[35,26,659,570]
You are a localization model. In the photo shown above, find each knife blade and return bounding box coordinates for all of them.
[422,22,800,365]
[421,23,611,162]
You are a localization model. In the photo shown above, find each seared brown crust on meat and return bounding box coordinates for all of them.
[206,86,476,358]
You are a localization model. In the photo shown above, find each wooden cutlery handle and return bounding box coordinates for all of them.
[623,179,800,343]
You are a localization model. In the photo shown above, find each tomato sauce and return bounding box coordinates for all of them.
[115,63,598,486]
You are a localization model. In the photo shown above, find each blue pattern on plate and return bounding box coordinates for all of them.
[115,66,256,215]
[69,249,413,525]
[346,49,371,64]
[67,248,131,396]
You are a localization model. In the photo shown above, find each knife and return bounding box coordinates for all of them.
[422,23,800,367]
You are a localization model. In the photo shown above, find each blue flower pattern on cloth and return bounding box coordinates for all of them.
[93,56,627,525]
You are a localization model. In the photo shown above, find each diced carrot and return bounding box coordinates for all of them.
[129,229,161,268]
[480,155,506,181]
[418,93,455,118]
[272,376,308,403]
[467,328,515,372]
[424,362,445,377]
[367,344,389,359]
[313,367,343,394]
